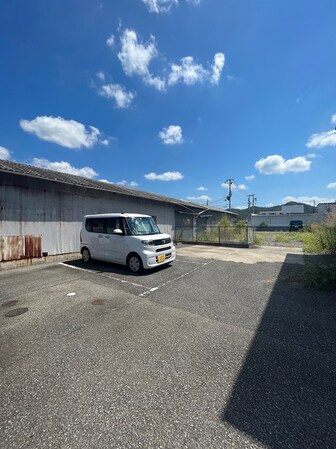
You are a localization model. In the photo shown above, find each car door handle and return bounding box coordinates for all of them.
[97,235,103,238]
[105,236,110,239]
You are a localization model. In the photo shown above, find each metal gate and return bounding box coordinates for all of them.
[175,226,254,247]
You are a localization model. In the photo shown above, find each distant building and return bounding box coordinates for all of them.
[259,210,282,216]
[281,204,304,214]
[249,203,327,230]
[259,204,305,216]
[317,202,336,214]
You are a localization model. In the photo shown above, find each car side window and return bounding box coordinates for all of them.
[106,218,117,234]
[106,217,125,234]
[85,218,92,232]
[92,218,106,233]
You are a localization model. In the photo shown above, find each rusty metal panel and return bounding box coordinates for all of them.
[0,236,22,261]
[24,235,42,258]
[0,235,42,261]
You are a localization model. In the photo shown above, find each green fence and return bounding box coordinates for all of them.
[175,226,254,246]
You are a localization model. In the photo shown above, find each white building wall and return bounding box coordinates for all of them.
[281,204,305,214]
[249,213,326,228]
[317,202,336,213]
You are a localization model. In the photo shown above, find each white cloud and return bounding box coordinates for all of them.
[159,125,184,145]
[307,130,336,149]
[114,28,224,90]
[32,158,98,179]
[186,195,210,202]
[96,71,105,81]
[142,0,178,13]
[211,53,225,85]
[306,153,318,159]
[0,146,11,160]
[197,186,208,191]
[116,180,139,188]
[144,74,166,91]
[168,56,208,86]
[234,205,249,210]
[245,174,255,181]
[99,83,136,108]
[220,182,246,190]
[106,34,115,47]
[168,54,224,86]
[118,29,158,77]
[237,184,247,191]
[142,0,202,13]
[327,182,336,189]
[255,155,311,174]
[20,116,101,149]
[144,171,183,181]
[306,114,336,148]
[100,179,138,188]
[282,195,335,205]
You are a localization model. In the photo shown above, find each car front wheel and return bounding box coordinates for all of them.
[127,254,143,273]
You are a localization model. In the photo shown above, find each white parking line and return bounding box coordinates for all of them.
[59,259,215,298]
[58,262,148,290]
[139,260,215,297]
[175,258,210,265]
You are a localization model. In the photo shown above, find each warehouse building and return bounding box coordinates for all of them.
[0,159,235,262]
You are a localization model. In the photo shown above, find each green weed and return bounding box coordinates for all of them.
[290,263,336,290]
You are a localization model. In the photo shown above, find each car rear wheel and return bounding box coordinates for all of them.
[82,248,91,263]
[127,254,143,273]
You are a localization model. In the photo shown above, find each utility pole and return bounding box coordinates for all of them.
[247,194,257,215]
[253,195,257,214]
[225,179,235,210]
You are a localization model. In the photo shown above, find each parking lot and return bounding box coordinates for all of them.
[1,248,336,449]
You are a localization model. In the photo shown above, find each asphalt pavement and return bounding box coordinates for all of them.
[0,250,335,449]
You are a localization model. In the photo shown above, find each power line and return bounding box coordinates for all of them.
[209,196,227,205]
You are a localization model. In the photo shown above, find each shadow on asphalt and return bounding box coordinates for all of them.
[64,258,172,277]
[222,254,336,448]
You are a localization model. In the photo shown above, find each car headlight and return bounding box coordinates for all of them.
[141,240,154,246]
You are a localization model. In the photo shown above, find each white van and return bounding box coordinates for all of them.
[80,213,176,273]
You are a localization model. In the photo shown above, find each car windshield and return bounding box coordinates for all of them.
[126,217,161,236]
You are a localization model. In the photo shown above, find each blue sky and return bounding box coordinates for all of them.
[1,0,335,209]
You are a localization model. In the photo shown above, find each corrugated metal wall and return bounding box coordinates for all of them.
[0,173,176,256]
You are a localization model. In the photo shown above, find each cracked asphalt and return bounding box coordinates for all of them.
[1,248,335,449]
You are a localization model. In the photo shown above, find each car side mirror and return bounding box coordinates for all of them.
[113,229,123,235]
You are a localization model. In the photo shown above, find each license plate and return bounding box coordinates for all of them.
[157,255,166,263]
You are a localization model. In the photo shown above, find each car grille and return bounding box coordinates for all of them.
[156,246,171,253]
[153,238,171,246]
